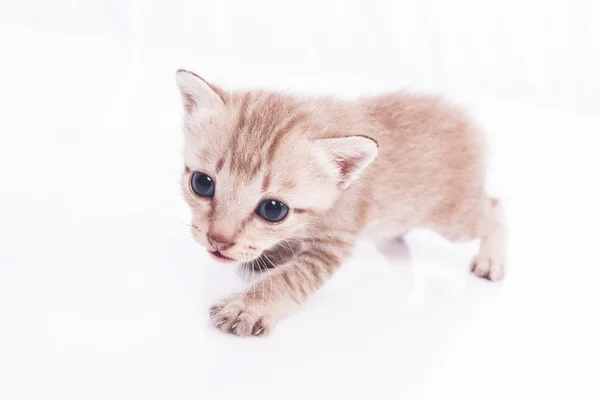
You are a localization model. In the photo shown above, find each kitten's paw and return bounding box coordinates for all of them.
[470,254,505,281]
[209,295,273,337]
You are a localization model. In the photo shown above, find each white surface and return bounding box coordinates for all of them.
[1,2,600,399]
[2,0,600,111]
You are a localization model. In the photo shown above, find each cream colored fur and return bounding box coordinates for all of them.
[176,70,507,336]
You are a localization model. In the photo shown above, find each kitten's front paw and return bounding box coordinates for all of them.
[209,295,273,336]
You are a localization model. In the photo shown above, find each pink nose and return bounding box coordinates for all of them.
[207,233,235,250]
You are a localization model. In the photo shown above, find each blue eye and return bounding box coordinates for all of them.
[191,172,215,197]
[256,200,289,223]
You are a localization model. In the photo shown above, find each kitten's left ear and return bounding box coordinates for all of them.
[176,69,225,113]
[312,136,379,190]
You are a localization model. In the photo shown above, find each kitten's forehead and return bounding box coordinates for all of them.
[227,94,309,179]
[183,90,341,210]
[185,91,311,182]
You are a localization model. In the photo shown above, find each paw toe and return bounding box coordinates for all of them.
[251,318,270,336]
[487,266,504,281]
[471,256,505,281]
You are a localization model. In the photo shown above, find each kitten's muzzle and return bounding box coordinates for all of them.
[207,233,235,251]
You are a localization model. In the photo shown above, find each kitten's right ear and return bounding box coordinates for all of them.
[176,70,225,113]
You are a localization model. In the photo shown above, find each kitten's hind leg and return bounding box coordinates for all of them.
[438,197,507,281]
[470,198,507,281]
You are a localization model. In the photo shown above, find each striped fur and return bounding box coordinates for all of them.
[176,70,507,336]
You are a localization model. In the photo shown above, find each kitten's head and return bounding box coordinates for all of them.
[176,70,377,263]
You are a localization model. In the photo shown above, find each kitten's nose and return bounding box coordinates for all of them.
[207,233,235,250]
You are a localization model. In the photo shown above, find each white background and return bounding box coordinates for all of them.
[1,1,599,399]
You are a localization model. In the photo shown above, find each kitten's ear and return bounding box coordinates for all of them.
[312,136,379,190]
[175,70,225,113]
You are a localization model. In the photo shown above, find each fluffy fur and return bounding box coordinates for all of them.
[176,70,507,336]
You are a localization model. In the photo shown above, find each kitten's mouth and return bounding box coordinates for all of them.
[208,249,236,263]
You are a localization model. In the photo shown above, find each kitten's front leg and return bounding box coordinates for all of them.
[210,237,353,336]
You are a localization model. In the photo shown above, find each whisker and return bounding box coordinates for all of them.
[260,257,274,305]
[241,262,255,298]
[238,262,247,280]
[262,252,294,297]
[165,219,193,227]
[169,232,194,241]
[282,238,299,260]
[258,257,267,307]
[252,263,256,309]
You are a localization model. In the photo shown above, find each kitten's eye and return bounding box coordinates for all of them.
[190,172,215,197]
[256,200,289,223]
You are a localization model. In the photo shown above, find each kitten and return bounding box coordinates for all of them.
[176,70,506,336]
